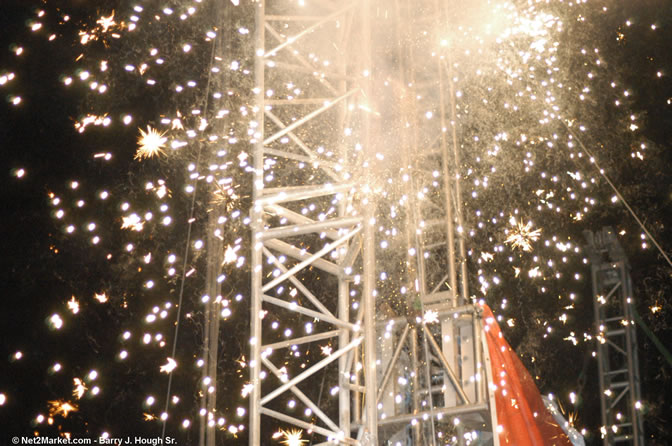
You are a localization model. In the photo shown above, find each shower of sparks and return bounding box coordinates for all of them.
[2,0,667,441]
[505,219,542,252]
[79,11,123,45]
[135,126,167,160]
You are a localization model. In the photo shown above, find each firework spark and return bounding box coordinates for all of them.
[121,214,144,231]
[96,13,117,33]
[320,345,333,356]
[48,400,78,418]
[135,126,167,160]
[93,292,108,303]
[241,383,254,398]
[279,429,307,446]
[159,358,177,374]
[504,218,542,252]
[423,309,439,324]
[72,378,87,400]
[67,296,80,314]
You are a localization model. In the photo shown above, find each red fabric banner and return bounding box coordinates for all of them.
[481,304,573,446]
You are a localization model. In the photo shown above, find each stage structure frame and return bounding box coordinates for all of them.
[371,0,498,444]
[585,228,644,446]
[249,0,377,444]
[248,0,498,444]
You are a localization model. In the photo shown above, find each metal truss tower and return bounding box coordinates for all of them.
[372,0,498,444]
[249,1,497,444]
[585,228,644,446]
[250,1,376,444]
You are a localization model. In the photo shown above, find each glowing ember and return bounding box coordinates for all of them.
[72,378,87,400]
[121,214,144,231]
[505,218,542,252]
[159,358,178,374]
[278,429,307,446]
[93,292,108,303]
[67,296,80,314]
[48,400,78,418]
[135,126,167,160]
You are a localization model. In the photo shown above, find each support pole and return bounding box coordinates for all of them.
[585,227,644,446]
[361,1,378,441]
[249,0,265,443]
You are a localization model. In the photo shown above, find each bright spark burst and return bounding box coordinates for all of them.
[212,182,240,210]
[72,378,87,400]
[278,429,307,446]
[79,11,122,44]
[121,214,144,231]
[135,126,167,160]
[171,117,184,130]
[423,309,439,324]
[67,296,80,314]
[241,383,254,398]
[320,345,333,356]
[504,218,542,252]
[93,292,108,303]
[48,400,78,418]
[159,358,177,374]
[222,245,239,265]
[96,13,117,33]
[154,183,170,199]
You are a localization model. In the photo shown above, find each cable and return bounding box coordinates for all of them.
[563,121,672,270]
[161,22,219,439]
[160,148,203,439]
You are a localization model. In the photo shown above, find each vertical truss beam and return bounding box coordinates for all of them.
[371,0,497,443]
[585,228,644,446]
[250,1,374,444]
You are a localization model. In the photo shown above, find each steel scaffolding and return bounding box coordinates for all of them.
[585,227,644,446]
[249,1,376,444]
[249,1,497,444]
[372,0,498,444]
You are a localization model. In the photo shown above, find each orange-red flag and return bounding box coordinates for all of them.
[482,304,573,446]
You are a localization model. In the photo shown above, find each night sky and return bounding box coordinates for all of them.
[2,0,672,445]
